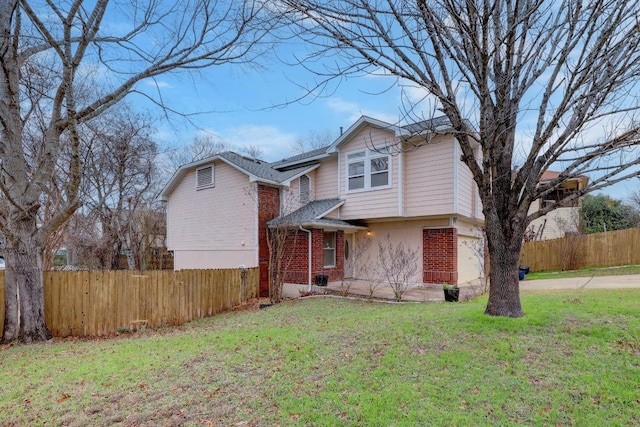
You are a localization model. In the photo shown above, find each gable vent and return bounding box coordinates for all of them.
[299,174,310,203]
[196,165,214,188]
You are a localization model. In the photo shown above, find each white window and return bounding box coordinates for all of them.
[299,174,310,203]
[323,232,336,267]
[346,150,390,192]
[196,165,214,189]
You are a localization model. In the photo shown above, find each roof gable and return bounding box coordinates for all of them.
[160,151,318,201]
[268,198,366,231]
[326,116,409,153]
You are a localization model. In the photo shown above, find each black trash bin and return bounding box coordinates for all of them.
[315,274,328,286]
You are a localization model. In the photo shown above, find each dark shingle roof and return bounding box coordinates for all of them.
[402,116,453,134]
[270,146,330,169]
[218,151,313,184]
[268,198,344,226]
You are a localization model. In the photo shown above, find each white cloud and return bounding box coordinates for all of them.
[218,124,298,161]
[143,79,172,89]
[326,97,399,124]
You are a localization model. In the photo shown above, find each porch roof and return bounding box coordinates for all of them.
[268,198,366,231]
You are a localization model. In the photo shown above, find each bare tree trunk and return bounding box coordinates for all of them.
[485,247,523,317]
[2,215,52,343]
[484,218,524,318]
[0,0,277,342]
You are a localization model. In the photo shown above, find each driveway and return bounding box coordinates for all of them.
[519,274,640,291]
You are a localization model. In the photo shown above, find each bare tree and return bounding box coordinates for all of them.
[265,189,303,303]
[71,107,161,270]
[292,129,336,154]
[242,144,264,160]
[266,224,300,303]
[340,233,374,296]
[0,0,279,343]
[377,234,419,302]
[165,135,230,173]
[278,0,640,317]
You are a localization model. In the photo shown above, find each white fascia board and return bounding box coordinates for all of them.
[247,175,281,186]
[303,220,367,232]
[279,163,321,186]
[159,155,222,201]
[326,116,410,153]
[275,154,330,169]
[315,200,345,220]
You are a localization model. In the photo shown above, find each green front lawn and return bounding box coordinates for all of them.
[1,290,639,426]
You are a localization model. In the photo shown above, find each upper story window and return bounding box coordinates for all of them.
[346,149,390,192]
[196,165,214,189]
[299,174,310,203]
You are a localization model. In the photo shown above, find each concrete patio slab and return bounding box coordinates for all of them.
[282,274,640,303]
[283,279,486,302]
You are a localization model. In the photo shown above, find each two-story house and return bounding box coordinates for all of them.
[160,116,485,296]
[526,171,589,240]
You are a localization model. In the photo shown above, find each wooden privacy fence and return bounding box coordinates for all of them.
[0,268,258,338]
[520,228,640,272]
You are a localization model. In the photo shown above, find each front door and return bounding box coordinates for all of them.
[344,234,354,278]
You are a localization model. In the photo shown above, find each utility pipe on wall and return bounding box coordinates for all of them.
[299,226,313,292]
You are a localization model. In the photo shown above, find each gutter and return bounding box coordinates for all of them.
[299,226,313,292]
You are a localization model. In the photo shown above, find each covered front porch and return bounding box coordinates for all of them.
[282,279,485,302]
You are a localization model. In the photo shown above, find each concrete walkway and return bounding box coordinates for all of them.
[282,274,640,303]
[283,279,486,302]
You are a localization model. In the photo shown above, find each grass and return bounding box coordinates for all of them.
[1,290,639,426]
[526,264,640,280]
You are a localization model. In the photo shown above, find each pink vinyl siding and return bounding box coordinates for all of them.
[350,217,484,285]
[456,147,475,218]
[403,135,456,217]
[527,206,580,240]
[286,170,315,212]
[166,161,257,269]
[338,127,399,220]
[314,158,339,200]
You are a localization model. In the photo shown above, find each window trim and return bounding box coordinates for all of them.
[196,164,214,189]
[345,149,391,193]
[323,232,336,267]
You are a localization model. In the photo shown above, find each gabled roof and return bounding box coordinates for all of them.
[402,116,455,134]
[159,151,319,201]
[272,116,411,169]
[160,115,467,201]
[540,170,585,181]
[326,116,410,153]
[218,152,314,184]
[324,115,471,155]
[267,198,367,231]
[271,146,331,170]
[540,170,589,187]
[268,198,344,226]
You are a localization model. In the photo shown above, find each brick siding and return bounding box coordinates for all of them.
[284,228,344,284]
[423,227,458,284]
[258,185,280,297]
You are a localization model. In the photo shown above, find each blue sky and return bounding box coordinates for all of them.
[135,60,406,162]
[132,47,638,201]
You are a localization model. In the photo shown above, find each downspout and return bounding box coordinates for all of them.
[299,226,313,291]
[453,140,459,213]
[397,148,404,216]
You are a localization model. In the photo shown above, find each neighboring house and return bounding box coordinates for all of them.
[526,171,589,240]
[160,116,485,297]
